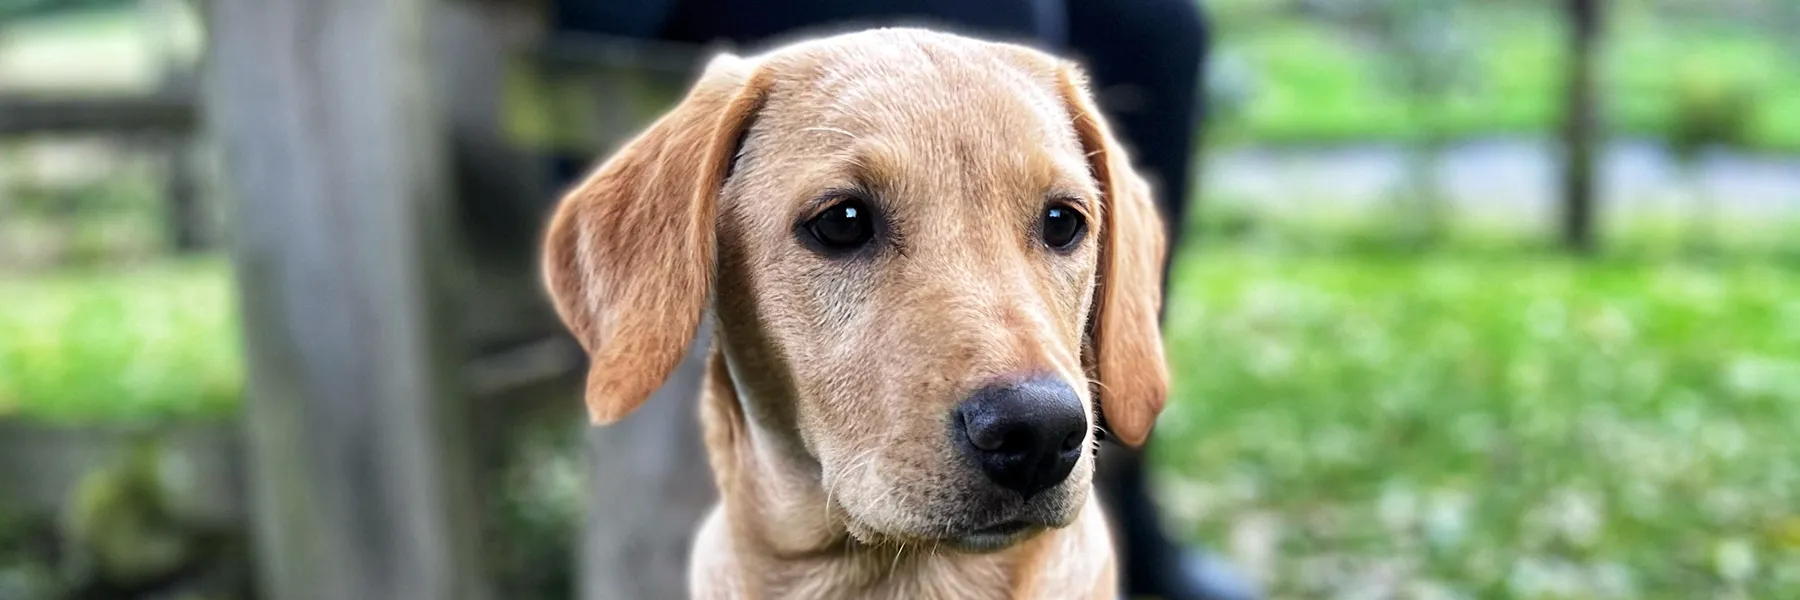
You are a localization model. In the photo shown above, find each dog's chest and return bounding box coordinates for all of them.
[692,499,1116,600]
[764,552,1017,600]
[693,511,1023,600]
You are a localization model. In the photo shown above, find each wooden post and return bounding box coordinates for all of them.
[1560,0,1603,253]
[580,330,717,600]
[205,0,490,598]
[140,0,208,252]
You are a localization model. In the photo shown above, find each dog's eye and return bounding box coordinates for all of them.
[1040,202,1087,252]
[803,199,876,254]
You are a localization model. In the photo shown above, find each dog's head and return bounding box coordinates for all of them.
[543,29,1168,553]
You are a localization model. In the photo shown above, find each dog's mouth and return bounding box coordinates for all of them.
[845,516,1046,555]
[943,519,1043,554]
[831,463,1088,554]
[971,520,1034,537]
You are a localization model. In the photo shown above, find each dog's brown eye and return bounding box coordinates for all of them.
[1040,203,1087,252]
[803,199,876,254]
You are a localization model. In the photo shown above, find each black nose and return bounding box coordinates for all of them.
[954,376,1088,499]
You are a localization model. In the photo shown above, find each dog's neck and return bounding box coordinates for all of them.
[699,345,1097,599]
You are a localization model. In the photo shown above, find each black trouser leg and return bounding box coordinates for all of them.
[1063,0,1208,254]
[1064,2,1253,599]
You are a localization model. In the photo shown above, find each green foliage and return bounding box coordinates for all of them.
[63,437,191,585]
[1666,62,1763,159]
[1,161,169,267]
[0,509,58,600]
[0,0,132,24]
[0,258,242,423]
[489,422,585,600]
[1209,5,1800,150]
[1154,242,1800,597]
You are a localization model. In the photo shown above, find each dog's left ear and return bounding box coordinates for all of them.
[541,54,770,424]
[1057,63,1171,449]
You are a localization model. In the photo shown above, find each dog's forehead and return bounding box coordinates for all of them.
[749,30,1091,181]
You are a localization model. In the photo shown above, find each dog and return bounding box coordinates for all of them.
[541,27,1170,599]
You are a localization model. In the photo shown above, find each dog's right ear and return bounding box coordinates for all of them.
[542,54,770,424]
[1056,62,1171,449]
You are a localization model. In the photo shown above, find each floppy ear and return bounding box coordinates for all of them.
[1057,64,1171,448]
[541,54,770,424]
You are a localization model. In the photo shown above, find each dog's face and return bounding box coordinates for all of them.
[543,29,1169,553]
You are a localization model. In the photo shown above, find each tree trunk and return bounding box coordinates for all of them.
[1560,0,1603,253]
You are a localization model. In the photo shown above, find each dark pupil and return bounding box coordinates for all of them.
[1042,206,1083,249]
[810,202,873,249]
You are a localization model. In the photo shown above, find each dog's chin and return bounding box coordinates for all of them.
[843,505,1079,555]
[834,473,1091,554]
[844,518,1052,555]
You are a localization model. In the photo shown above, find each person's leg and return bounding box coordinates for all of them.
[658,0,1065,50]
[1063,2,1260,600]
[546,0,1066,181]
[1063,0,1205,256]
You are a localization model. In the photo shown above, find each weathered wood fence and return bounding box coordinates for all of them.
[207,0,719,598]
[2,0,719,597]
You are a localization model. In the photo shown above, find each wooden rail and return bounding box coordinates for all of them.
[0,94,198,136]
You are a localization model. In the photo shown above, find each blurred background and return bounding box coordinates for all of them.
[0,0,1796,598]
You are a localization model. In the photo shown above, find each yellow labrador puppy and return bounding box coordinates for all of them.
[542,27,1169,600]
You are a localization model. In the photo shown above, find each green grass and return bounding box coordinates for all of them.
[0,258,241,423]
[1210,6,1800,151]
[1155,243,1800,598]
